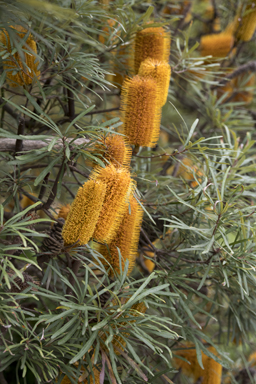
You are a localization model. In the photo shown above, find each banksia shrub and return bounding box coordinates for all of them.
[62,180,106,246]
[120,75,161,147]
[200,32,234,58]
[138,58,171,107]
[134,26,171,73]
[0,26,40,86]
[94,134,132,168]
[236,1,256,42]
[97,195,143,276]
[91,164,133,243]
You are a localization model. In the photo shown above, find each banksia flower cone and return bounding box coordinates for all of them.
[62,180,106,246]
[202,347,222,384]
[58,204,71,220]
[138,58,171,107]
[236,2,256,42]
[121,75,161,147]
[200,33,234,58]
[97,195,143,276]
[91,164,133,243]
[134,27,171,73]
[60,366,100,384]
[233,73,255,103]
[0,26,40,87]
[173,344,222,383]
[94,134,132,168]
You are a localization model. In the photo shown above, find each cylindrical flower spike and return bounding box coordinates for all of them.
[60,366,100,384]
[173,344,222,383]
[138,58,171,107]
[94,134,132,168]
[0,26,40,87]
[97,195,143,276]
[200,33,234,58]
[120,75,161,147]
[236,1,256,42]
[202,347,222,384]
[91,164,133,243]
[134,27,171,73]
[233,73,255,103]
[62,180,106,246]
[58,204,71,220]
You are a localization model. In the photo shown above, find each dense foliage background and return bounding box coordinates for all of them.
[1,0,256,383]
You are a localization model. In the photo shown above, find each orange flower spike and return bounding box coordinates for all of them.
[134,27,171,73]
[100,196,143,276]
[120,75,161,147]
[0,26,40,87]
[91,164,133,243]
[202,347,222,384]
[233,73,255,103]
[62,180,106,246]
[237,1,256,42]
[200,33,234,58]
[138,58,171,107]
[95,134,132,168]
[58,204,71,220]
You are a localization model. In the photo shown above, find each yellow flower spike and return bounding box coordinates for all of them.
[138,58,171,107]
[173,344,222,383]
[202,347,222,384]
[249,352,256,365]
[134,26,171,73]
[200,33,234,58]
[120,75,161,148]
[233,72,255,103]
[97,195,143,276]
[58,204,71,220]
[62,180,106,246]
[0,26,40,87]
[91,164,134,243]
[173,343,204,381]
[237,1,256,42]
[94,134,132,168]
[60,366,100,384]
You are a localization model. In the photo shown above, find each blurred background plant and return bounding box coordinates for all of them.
[1,0,256,383]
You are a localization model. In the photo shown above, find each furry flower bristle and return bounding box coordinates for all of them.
[62,180,106,246]
[91,164,133,243]
[97,195,143,276]
[200,33,234,58]
[138,58,171,107]
[236,1,256,41]
[120,75,161,147]
[134,26,171,73]
[58,204,71,220]
[0,26,40,87]
[95,134,132,168]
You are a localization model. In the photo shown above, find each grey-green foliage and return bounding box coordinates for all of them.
[0,0,256,383]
